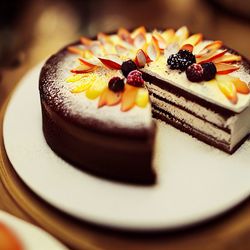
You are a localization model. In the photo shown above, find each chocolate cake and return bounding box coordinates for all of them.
[39,26,250,184]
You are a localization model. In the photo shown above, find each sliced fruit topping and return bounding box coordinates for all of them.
[216,75,238,104]
[108,77,125,92]
[175,26,189,44]
[195,40,223,58]
[132,26,147,49]
[215,63,240,75]
[97,32,112,44]
[115,44,128,55]
[131,26,146,39]
[71,82,92,93]
[121,59,138,77]
[162,29,175,45]
[67,46,85,56]
[71,64,97,74]
[118,27,133,44]
[136,88,149,108]
[186,63,204,82]
[89,42,105,56]
[181,33,203,47]
[152,32,167,51]
[180,44,194,52]
[86,79,107,99]
[79,57,99,67]
[196,49,227,64]
[121,85,138,111]
[147,39,160,61]
[98,55,122,69]
[98,88,122,107]
[201,62,217,81]
[127,70,144,87]
[212,54,242,64]
[80,36,93,46]
[66,74,84,83]
[232,77,250,94]
[134,49,151,68]
[216,75,250,95]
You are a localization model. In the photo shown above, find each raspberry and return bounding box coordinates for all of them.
[108,77,125,92]
[121,60,138,77]
[127,70,144,87]
[186,63,204,82]
[201,62,217,81]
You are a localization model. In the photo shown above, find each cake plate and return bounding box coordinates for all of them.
[2,63,250,231]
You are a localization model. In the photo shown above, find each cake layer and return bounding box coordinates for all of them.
[41,101,156,184]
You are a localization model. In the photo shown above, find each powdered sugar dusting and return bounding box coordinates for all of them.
[40,52,152,133]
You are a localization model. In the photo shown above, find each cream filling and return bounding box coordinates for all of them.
[151,96,231,143]
[146,82,227,127]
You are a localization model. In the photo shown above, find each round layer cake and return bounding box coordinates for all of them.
[39,26,250,185]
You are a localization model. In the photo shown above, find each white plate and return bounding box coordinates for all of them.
[0,211,68,250]
[3,64,250,231]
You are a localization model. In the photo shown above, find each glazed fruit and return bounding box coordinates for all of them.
[121,60,138,77]
[127,70,144,87]
[201,62,217,81]
[178,50,196,62]
[108,77,125,92]
[167,54,181,70]
[186,63,204,82]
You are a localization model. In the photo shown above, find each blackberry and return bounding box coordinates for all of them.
[167,54,181,70]
[108,77,125,92]
[167,50,196,71]
[201,62,217,81]
[186,63,204,82]
[178,50,196,63]
[121,60,138,77]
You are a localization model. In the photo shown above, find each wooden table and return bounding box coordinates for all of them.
[0,1,250,249]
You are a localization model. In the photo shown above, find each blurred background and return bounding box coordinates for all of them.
[0,0,249,103]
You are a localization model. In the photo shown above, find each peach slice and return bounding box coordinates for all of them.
[80,36,93,46]
[97,32,112,44]
[98,55,122,69]
[115,44,128,55]
[215,63,240,75]
[216,75,238,104]
[89,42,105,57]
[121,85,138,111]
[136,88,149,108]
[67,46,85,56]
[195,40,223,58]
[147,39,160,61]
[71,82,92,93]
[181,33,203,47]
[180,43,194,52]
[135,49,151,67]
[212,54,242,64]
[118,27,133,44]
[197,49,227,64]
[152,32,167,51]
[66,74,84,83]
[175,26,189,44]
[162,29,175,45]
[98,88,122,107]
[131,26,147,39]
[79,57,99,67]
[0,223,23,250]
[71,64,97,74]
[86,79,107,99]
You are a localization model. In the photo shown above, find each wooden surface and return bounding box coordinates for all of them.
[0,1,250,249]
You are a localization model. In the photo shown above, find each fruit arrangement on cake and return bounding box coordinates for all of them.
[39,26,250,184]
